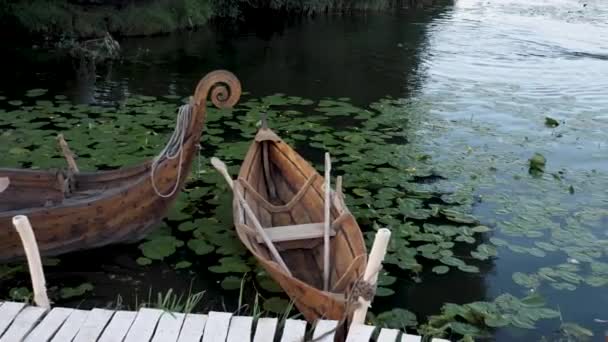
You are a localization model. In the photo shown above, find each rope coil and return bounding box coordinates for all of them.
[150,104,192,198]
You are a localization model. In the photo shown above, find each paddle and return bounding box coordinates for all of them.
[210,157,292,276]
[0,177,9,193]
[12,215,50,309]
[323,152,331,291]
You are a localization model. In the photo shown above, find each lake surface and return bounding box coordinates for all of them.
[1,0,608,340]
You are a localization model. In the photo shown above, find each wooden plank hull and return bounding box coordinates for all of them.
[0,70,241,262]
[233,128,367,322]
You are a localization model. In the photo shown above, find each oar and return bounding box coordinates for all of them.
[0,177,9,193]
[323,152,331,291]
[351,228,391,325]
[12,215,50,309]
[211,157,292,276]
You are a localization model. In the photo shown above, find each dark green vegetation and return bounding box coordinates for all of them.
[1,0,413,40]
[1,88,606,341]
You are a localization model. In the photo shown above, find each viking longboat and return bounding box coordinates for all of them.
[213,123,368,323]
[0,70,241,262]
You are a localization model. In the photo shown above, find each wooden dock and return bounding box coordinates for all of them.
[0,301,449,342]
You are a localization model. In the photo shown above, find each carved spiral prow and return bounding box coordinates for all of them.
[193,70,242,109]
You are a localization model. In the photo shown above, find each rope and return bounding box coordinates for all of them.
[150,104,192,198]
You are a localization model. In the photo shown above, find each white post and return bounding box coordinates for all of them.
[0,177,9,193]
[351,228,391,325]
[12,215,50,309]
[323,153,332,291]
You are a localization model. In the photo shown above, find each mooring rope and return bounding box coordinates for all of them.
[150,104,192,198]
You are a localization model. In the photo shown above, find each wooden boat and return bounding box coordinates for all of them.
[0,70,241,262]
[213,123,368,323]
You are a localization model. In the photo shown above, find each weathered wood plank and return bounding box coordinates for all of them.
[401,333,421,342]
[280,319,307,342]
[151,312,185,342]
[50,309,89,342]
[253,317,277,342]
[201,311,232,342]
[226,316,253,342]
[346,324,375,342]
[376,328,399,342]
[24,307,73,342]
[312,320,338,342]
[98,310,137,342]
[177,314,207,342]
[0,306,47,341]
[72,308,114,342]
[255,223,335,243]
[123,308,163,342]
[0,301,26,336]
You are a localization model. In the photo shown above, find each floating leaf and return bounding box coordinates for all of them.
[26,88,48,97]
[221,276,243,290]
[139,236,183,260]
[187,239,214,255]
[374,308,417,329]
[9,287,31,302]
[432,265,450,274]
[529,153,546,173]
[209,257,250,273]
[263,297,291,314]
[136,257,152,266]
[60,283,94,299]
[174,261,192,269]
[561,322,594,338]
[545,117,559,128]
[458,265,480,273]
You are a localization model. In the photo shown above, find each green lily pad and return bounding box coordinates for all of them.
[545,117,559,128]
[9,287,31,302]
[432,265,450,274]
[174,261,192,269]
[373,308,417,329]
[26,88,48,97]
[221,276,243,290]
[209,257,250,274]
[263,297,291,314]
[136,257,152,266]
[60,283,94,299]
[187,239,214,255]
[139,236,183,260]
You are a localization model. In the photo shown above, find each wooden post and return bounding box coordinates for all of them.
[323,153,331,291]
[211,157,292,276]
[0,177,9,193]
[351,228,391,325]
[12,215,50,309]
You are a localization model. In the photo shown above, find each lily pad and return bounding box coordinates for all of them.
[60,283,94,299]
[263,297,291,314]
[221,276,243,290]
[432,265,450,274]
[139,236,183,260]
[187,239,214,255]
[26,88,48,97]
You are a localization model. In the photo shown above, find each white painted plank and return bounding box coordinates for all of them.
[253,317,277,342]
[201,311,232,342]
[377,328,399,342]
[51,309,89,342]
[256,223,335,243]
[123,308,164,342]
[73,308,114,342]
[401,333,421,342]
[98,311,137,342]
[431,339,451,342]
[151,312,185,342]
[177,314,207,342]
[346,324,375,342]
[312,320,338,342]
[226,316,253,342]
[280,319,307,342]
[0,306,47,341]
[0,302,26,336]
[25,307,73,342]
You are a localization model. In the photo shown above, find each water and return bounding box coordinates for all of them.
[2,0,608,340]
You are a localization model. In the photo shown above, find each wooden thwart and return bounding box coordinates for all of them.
[255,222,336,243]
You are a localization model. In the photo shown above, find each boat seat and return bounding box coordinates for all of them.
[255,223,336,243]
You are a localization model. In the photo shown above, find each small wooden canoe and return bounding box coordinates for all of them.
[0,70,241,262]
[229,125,368,322]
